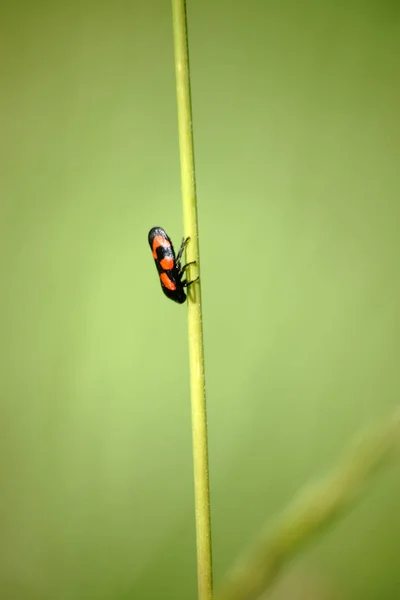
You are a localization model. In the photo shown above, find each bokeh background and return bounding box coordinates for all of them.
[1,1,399,599]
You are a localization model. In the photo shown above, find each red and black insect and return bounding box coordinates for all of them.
[148,226,198,304]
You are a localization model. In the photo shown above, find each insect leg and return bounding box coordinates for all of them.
[179,260,196,275]
[176,236,190,268]
[183,275,199,288]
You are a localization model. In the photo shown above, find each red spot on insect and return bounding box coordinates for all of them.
[152,235,171,260]
[160,272,176,291]
[160,256,174,270]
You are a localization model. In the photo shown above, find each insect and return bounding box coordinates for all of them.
[148,226,199,304]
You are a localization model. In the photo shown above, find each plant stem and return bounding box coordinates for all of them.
[171,2,213,600]
[216,409,400,600]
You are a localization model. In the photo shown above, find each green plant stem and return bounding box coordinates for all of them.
[171,2,213,600]
[216,409,400,600]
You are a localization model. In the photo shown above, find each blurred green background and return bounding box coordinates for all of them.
[1,1,399,599]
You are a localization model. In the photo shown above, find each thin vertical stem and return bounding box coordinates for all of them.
[171,2,213,600]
